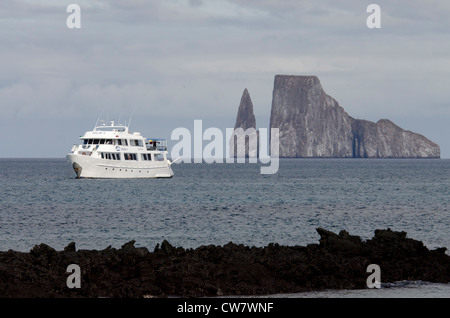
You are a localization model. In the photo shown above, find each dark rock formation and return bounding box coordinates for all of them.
[229,88,259,158]
[352,118,440,158]
[270,75,354,158]
[234,88,256,131]
[270,75,440,158]
[1,228,449,297]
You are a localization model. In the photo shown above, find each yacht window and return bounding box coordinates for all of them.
[101,152,121,160]
[83,139,88,145]
[117,139,122,146]
[100,139,105,144]
[130,139,143,147]
[106,139,112,144]
[142,153,152,161]
[88,139,93,144]
[124,153,137,160]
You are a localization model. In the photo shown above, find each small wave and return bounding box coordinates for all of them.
[381,280,432,288]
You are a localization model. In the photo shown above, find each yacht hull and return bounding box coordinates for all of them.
[66,154,174,179]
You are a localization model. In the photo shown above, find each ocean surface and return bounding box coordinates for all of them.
[1,158,449,297]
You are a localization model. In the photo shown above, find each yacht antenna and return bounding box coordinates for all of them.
[128,108,136,128]
[94,111,103,129]
[95,107,108,129]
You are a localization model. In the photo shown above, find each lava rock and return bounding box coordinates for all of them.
[0,228,449,297]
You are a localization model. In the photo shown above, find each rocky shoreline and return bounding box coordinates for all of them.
[1,228,449,298]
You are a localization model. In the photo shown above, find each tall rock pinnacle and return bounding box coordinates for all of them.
[234,88,256,131]
[229,88,259,158]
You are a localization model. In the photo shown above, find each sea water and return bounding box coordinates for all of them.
[0,158,449,297]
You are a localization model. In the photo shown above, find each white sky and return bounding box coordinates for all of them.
[1,0,450,157]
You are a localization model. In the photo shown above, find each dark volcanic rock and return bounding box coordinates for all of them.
[317,228,363,254]
[270,75,440,158]
[1,228,449,297]
[229,88,259,158]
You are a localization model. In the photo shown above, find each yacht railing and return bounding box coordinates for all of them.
[145,138,168,151]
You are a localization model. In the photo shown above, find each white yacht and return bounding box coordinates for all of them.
[66,120,174,178]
